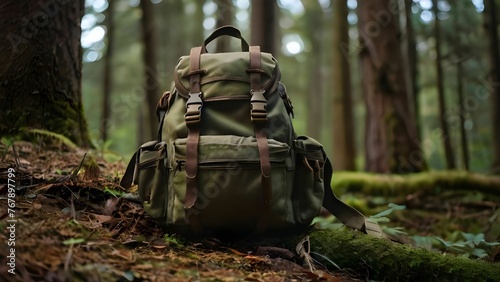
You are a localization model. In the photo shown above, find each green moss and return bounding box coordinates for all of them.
[331,171,500,197]
[306,229,500,281]
[164,234,185,249]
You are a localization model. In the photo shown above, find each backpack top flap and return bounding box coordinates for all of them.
[174,51,281,99]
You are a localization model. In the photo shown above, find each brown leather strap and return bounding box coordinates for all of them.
[189,47,202,92]
[254,129,272,234]
[185,128,200,208]
[249,46,262,93]
[248,46,272,234]
[185,46,203,209]
[249,46,271,178]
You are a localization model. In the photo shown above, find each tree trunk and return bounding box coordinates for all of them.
[302,0,324,142]
[215,0,233,53]
[288,229,500,281]
[192,1,205,47]
[0,0,90,147]
[331,170,500,197]
[358,0,425,173]
[404,0,420,139]
[456,61,469,170]
[101,0,115,142]
[432,0,456,170]
[140,0,160,142]
[484,0,500,174]
[250,0,278,54]
[331,0,356,171]
[451,1,469,171]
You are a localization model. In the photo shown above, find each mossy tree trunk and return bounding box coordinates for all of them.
[0,0,90,147]
[292,229,500,281]
[358,0,425,173]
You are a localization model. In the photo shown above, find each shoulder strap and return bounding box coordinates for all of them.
[322,158,385,238]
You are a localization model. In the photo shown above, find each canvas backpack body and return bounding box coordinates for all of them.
[121,26,382,237]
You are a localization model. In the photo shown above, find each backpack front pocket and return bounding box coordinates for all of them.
[170,135,294,232]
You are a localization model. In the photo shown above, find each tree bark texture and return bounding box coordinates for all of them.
[250,0,278,55]
[484,0,500,174]
[331,0,356,171]
[358,0,424,173]
[0,0,90,146]
[140,0,160,142]
[432,0,456,170]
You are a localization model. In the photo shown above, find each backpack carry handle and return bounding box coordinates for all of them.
[203,25,249,52]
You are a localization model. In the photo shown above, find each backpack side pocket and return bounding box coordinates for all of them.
[292,136,325,225]
[132,141,169,227]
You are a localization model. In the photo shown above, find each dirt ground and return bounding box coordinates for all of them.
[0,142,362,282]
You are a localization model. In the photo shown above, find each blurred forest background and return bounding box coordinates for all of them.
[1,2,500,278]
[80,0,500,174]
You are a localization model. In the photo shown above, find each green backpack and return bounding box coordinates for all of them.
[121,26,382,237]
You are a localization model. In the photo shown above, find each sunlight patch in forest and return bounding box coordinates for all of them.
[418,0,433,10]
[203,17,216,30]
[81,26,105,48]
[278,0,304,15]
[91,0,108,13]
[282,34,304,56]
[235,10,249,22]
[472,0,485,12]
[234,0,250,9]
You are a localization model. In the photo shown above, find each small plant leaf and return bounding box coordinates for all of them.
[387,203,406,210]
[63,238,85,245]
[472,248,488,258]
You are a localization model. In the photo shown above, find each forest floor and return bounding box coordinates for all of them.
[0,141,499,281]
[0,142,360,282]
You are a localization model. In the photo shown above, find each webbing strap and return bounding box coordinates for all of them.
[249,46,272,234]
[120,151,138,189]
[185,46,203,210]
[322,158,385,238]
